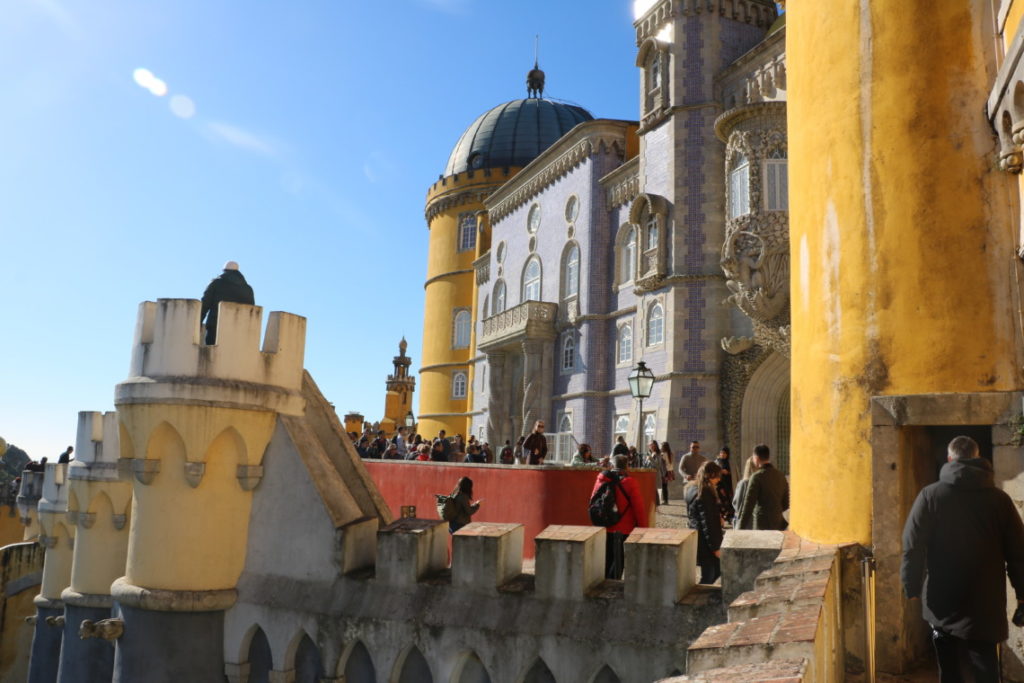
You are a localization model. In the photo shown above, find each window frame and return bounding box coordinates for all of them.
[728,153,751,219]
[646,302,664,347]
[561,333,576,373]
[617,322,633,365]
[613,414,630,443]
[451,371,468,400]
[492,280,507,314]
[457,213,477,252]
[619,225,637,285]
[562,242,580,300]
[522,256,542,302]
[452,309,471,349]
[763,152,788,212]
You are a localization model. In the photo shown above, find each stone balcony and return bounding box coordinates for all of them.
[474,252,491,285]
[478,301,558,351]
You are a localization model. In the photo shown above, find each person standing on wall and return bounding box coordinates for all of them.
[522,420,547,465]
[590,454,647,579]
[902,435,1024,683]
[612,435,630,457]
[200,260,255,345]
[685,461,724,584]
[736,444,788,531]
[644,441,666,506]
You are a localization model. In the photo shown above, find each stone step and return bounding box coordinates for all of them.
[687,605,821,673]
[728,574,829,621]
[656,657,807,682]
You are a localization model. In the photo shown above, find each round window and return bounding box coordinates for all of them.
[527,204,541,234]
[564,195,579,223]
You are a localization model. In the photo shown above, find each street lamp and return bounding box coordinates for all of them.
[405,411,416,431]
[628,361,655,450]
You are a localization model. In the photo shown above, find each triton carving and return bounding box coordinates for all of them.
[80,618,125,641]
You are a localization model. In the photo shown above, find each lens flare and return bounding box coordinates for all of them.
[132,68,168,97]
[169,95,196,119]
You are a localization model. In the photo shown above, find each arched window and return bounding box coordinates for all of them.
[452,372,468,399]
[620,226,636,284]
[453,310,471,349]
[246,627,272,682]
[556,413,573,463]
[482,295,490,319]
[294,634,325,683]
[728,153,751,219]
[493,280,506,314]
[561,334,575,372]
[764,148,788,211]
[563,243,580,299]
[617,323,633,364]
[522,257,542,302]
[643,414,656,445]
[649,54,661,92]
[646,303,664,346]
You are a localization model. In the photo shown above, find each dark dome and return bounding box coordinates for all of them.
[444,99,593,177]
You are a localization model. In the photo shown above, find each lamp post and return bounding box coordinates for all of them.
[405,411,416,432]
[628,361,655,451]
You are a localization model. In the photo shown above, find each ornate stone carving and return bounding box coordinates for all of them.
[80,617,125,641]
[236,464,264,492]
[112,513,128,530]
[45,615,65,627]
[77,512,96,529]
[183,462,205,488]
[132,458,160,485]
[478,301,558,351]
[719,126,791,357]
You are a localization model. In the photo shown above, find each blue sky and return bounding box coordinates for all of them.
[0,0,642,460]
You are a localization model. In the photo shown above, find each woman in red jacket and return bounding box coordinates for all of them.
[591,454,649,579]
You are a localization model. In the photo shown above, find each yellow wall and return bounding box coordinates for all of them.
[1006,0,1024,52]
[0,506,23,548]
[67,479,131,596]
[0,588,35,681]
[419,169,518,439]
[788,0,1020,544]
[119,404,274,591]
[38,518,73,600]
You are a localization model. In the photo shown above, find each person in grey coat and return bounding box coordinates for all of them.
[736,444,788,531]
[732,455,761,528]
[902,436,1024,683]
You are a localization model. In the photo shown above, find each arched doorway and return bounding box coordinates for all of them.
[740,351,790,474]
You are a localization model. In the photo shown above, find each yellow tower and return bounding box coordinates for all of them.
[379,338,416,437]
[111,299,306,682]
[418,74,593,439]
[788,0,1024,672]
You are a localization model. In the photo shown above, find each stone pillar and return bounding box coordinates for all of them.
[28,463,73,683]
[485,351,506,446]
[111,299,306,683]
[56,411,130,683]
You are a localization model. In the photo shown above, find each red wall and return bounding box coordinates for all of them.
[363,461,657,558]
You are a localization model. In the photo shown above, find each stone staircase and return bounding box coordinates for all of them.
[662,533,841,683]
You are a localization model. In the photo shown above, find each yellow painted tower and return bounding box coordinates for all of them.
[379,338,416,437]
[418,68,593,439]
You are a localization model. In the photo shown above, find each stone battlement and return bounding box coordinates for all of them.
[71,411,119,475]
[38,464,69,516]
[375,520,698,606]
[116,299,307,416]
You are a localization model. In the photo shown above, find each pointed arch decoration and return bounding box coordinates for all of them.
[338,640,376,683]
[520,658,556,683]
[393,645,433,683]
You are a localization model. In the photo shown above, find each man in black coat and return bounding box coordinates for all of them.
[902,435,1024,682]
[201,261,255,344]
[736,444,788,530]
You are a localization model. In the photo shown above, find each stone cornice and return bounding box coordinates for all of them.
[600,157,640,209]
[634,0,675,44]
[425,188,495,223]
[485,120,633,223]
[422,269,473,289]
[714,101,787,142]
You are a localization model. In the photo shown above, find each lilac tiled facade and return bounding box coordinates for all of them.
[465,2,782,461]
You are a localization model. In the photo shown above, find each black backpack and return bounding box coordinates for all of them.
[589,472,629,527]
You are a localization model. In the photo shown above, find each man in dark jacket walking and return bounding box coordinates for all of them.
[902,435,1024,682]
[201,261,255,344]
[736,444,788,530]
[522,420,548,465]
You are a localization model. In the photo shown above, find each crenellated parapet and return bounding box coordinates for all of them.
[117,299,307,416]
[17,470,43,540]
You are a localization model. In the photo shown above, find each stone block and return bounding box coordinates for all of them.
[376,518,447,586]
[336,516,379,575]
[452,522,523,592]
[624,528,697,606]
[534,525,605,600]
[720,530,784,607]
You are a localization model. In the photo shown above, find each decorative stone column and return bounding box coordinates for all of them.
[111,299,306,683]
[56,411,129,683]
[27,463,73,683]
[520,340,553,436]
[485,351,506,446]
